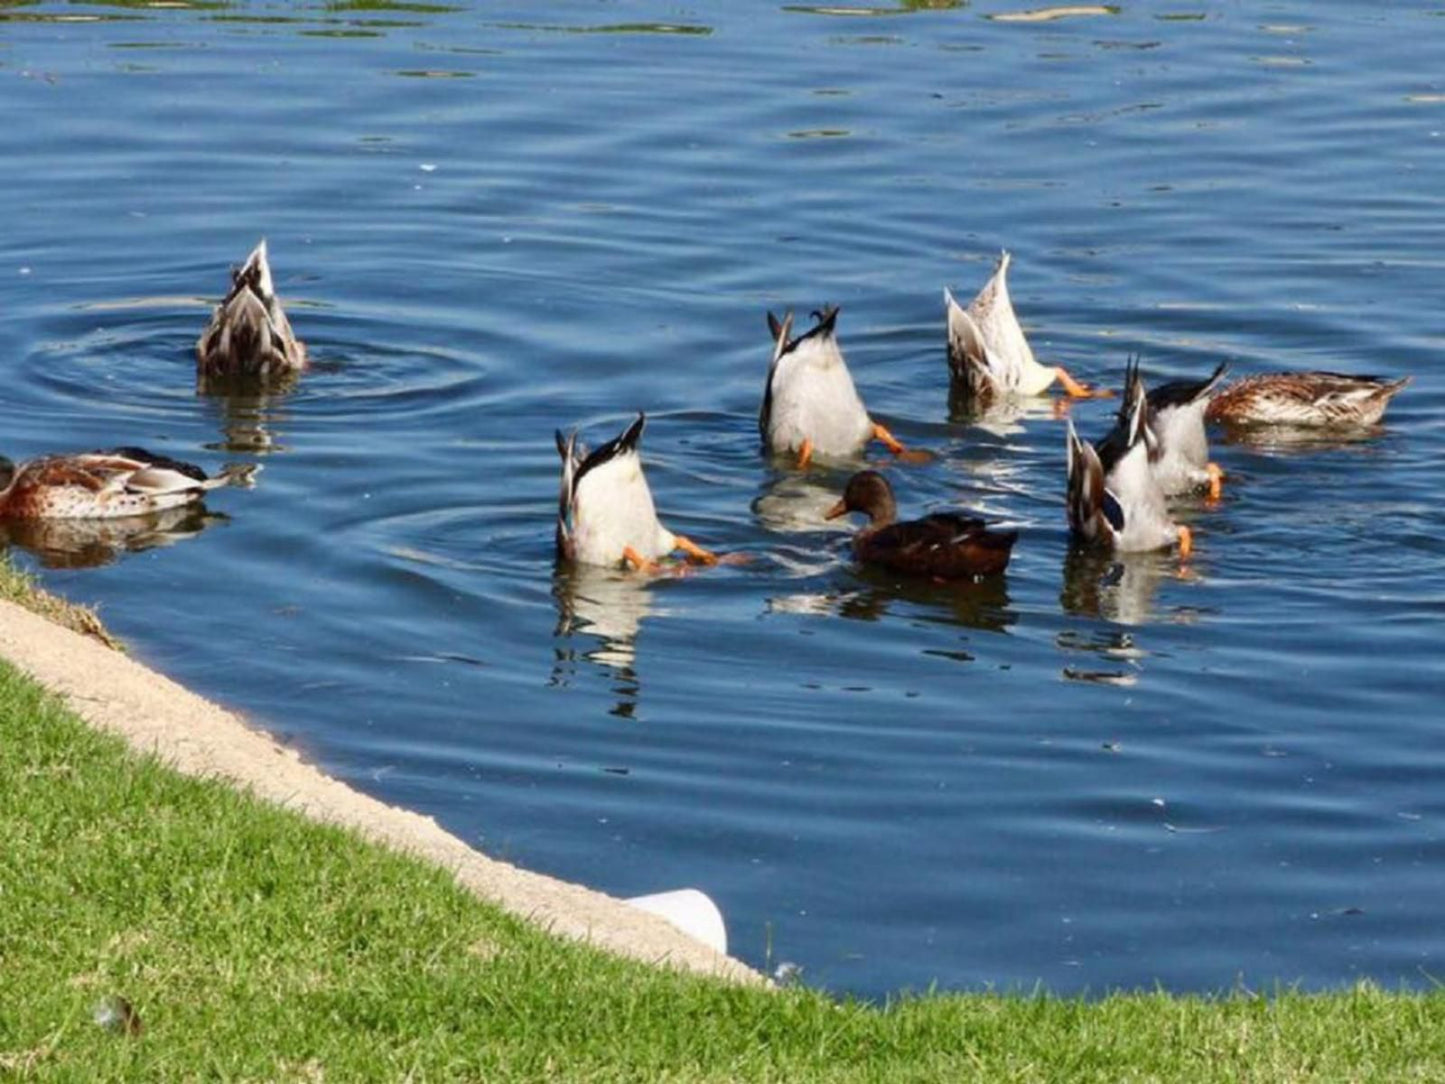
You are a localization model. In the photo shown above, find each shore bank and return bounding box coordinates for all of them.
[0,593,760,986]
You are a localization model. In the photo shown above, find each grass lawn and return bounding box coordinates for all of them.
[3,651,1445,1080]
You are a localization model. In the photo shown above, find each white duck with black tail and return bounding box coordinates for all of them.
[1121,357,1228,499]
[1067,375,1192,556]
[555,413,716,571]
[761,306,910,468]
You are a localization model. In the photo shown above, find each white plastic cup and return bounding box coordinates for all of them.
[624,888,728,955]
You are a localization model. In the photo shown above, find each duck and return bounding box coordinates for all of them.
[0,447,257,520]
[1120,357,1229,499]
[945,250,1105,404]
[824,470,1017,580]
[196,239,307,381]
[1066,375,1192,556]
[761,306,913,468]
[555,413,717,571]
[1205,372,1410,428]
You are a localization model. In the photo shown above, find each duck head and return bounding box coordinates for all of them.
[825,470,898,527]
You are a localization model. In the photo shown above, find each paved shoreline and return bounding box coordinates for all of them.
[0,598,762,986]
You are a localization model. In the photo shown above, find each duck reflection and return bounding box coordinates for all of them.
[751,470,856,535]
[197,373,300,454]
[947,381,1065,437]
[0,504,223,570]
[551,564,662,718]
[1211,420,1388,456]
[1059,547,1180,628]
[835,564,1017,634]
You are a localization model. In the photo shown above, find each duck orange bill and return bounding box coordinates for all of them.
[824,499,848,520]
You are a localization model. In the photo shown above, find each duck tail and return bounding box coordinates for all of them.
[945,292,996,398]
[555,429,579,558]
[964,528,1019,578]
[1065,419,1105,540]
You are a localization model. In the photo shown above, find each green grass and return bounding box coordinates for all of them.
[4,661,1445,1081]
[0,556,120,650]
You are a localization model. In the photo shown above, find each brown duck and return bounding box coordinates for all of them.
[1206,372,1409,428]
[825,470,1016,580]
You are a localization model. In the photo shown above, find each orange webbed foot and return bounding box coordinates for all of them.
[796,438,814,470]
[621,546,660,573]
[1206,463,1224,503]
[674,535,719,567]
[1055,367,1114,399]
[870,421,906,455]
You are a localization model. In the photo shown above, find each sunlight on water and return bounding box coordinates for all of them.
[1,0,1442,999]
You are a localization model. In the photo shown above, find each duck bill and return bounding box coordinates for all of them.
[824,499,848,521]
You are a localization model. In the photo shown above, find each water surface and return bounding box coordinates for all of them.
[3,0,1444,998]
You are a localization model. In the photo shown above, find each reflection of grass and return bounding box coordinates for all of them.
[495,21,713,35]
[324,0,460,11]
[7,652,1445,1077]
[783,1,963,15]
[71,0,229,8]
[0,554,120,650]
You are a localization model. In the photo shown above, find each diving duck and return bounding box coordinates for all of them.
[196,239,307,381]
[1205,372,1410,428]
[825,470,1017,580]
[761,306,912,468]
[1067,376,1192,556]
[556,413,717,571]
[945,251,1105,404]
[1120,357,1229,499]
[0,447,257,520]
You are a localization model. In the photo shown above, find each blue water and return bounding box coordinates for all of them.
[3,1,1444,998]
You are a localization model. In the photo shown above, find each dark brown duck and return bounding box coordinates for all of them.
[825,470,1016,581]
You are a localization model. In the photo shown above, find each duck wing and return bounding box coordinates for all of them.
[944,288,1000,400]
[760,310,795,438]
[1207,372,1410,426]
[1066,419,1123,544]
[858,513,1017,580]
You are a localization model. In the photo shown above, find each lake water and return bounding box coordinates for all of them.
[3,0,1444,999]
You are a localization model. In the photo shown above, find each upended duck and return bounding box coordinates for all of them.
[761,306,915,468]
[555,413,717,571]
[945,250,1107,404]
[1067,376,1192,556]
[825,470,1016,580]
[1121,357,1228,499]
[196,239,307,381]
[1206,371,1410,428]
[0,447,256,520]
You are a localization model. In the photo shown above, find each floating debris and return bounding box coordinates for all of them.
[991,5,1118,23]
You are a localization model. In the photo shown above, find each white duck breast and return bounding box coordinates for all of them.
[570,450,676,565]
[1067,382,1189,555]
[762,308,874,459]
[1125,359,1228,496]
[556,415,680,568]
[1104,437,1179,552]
